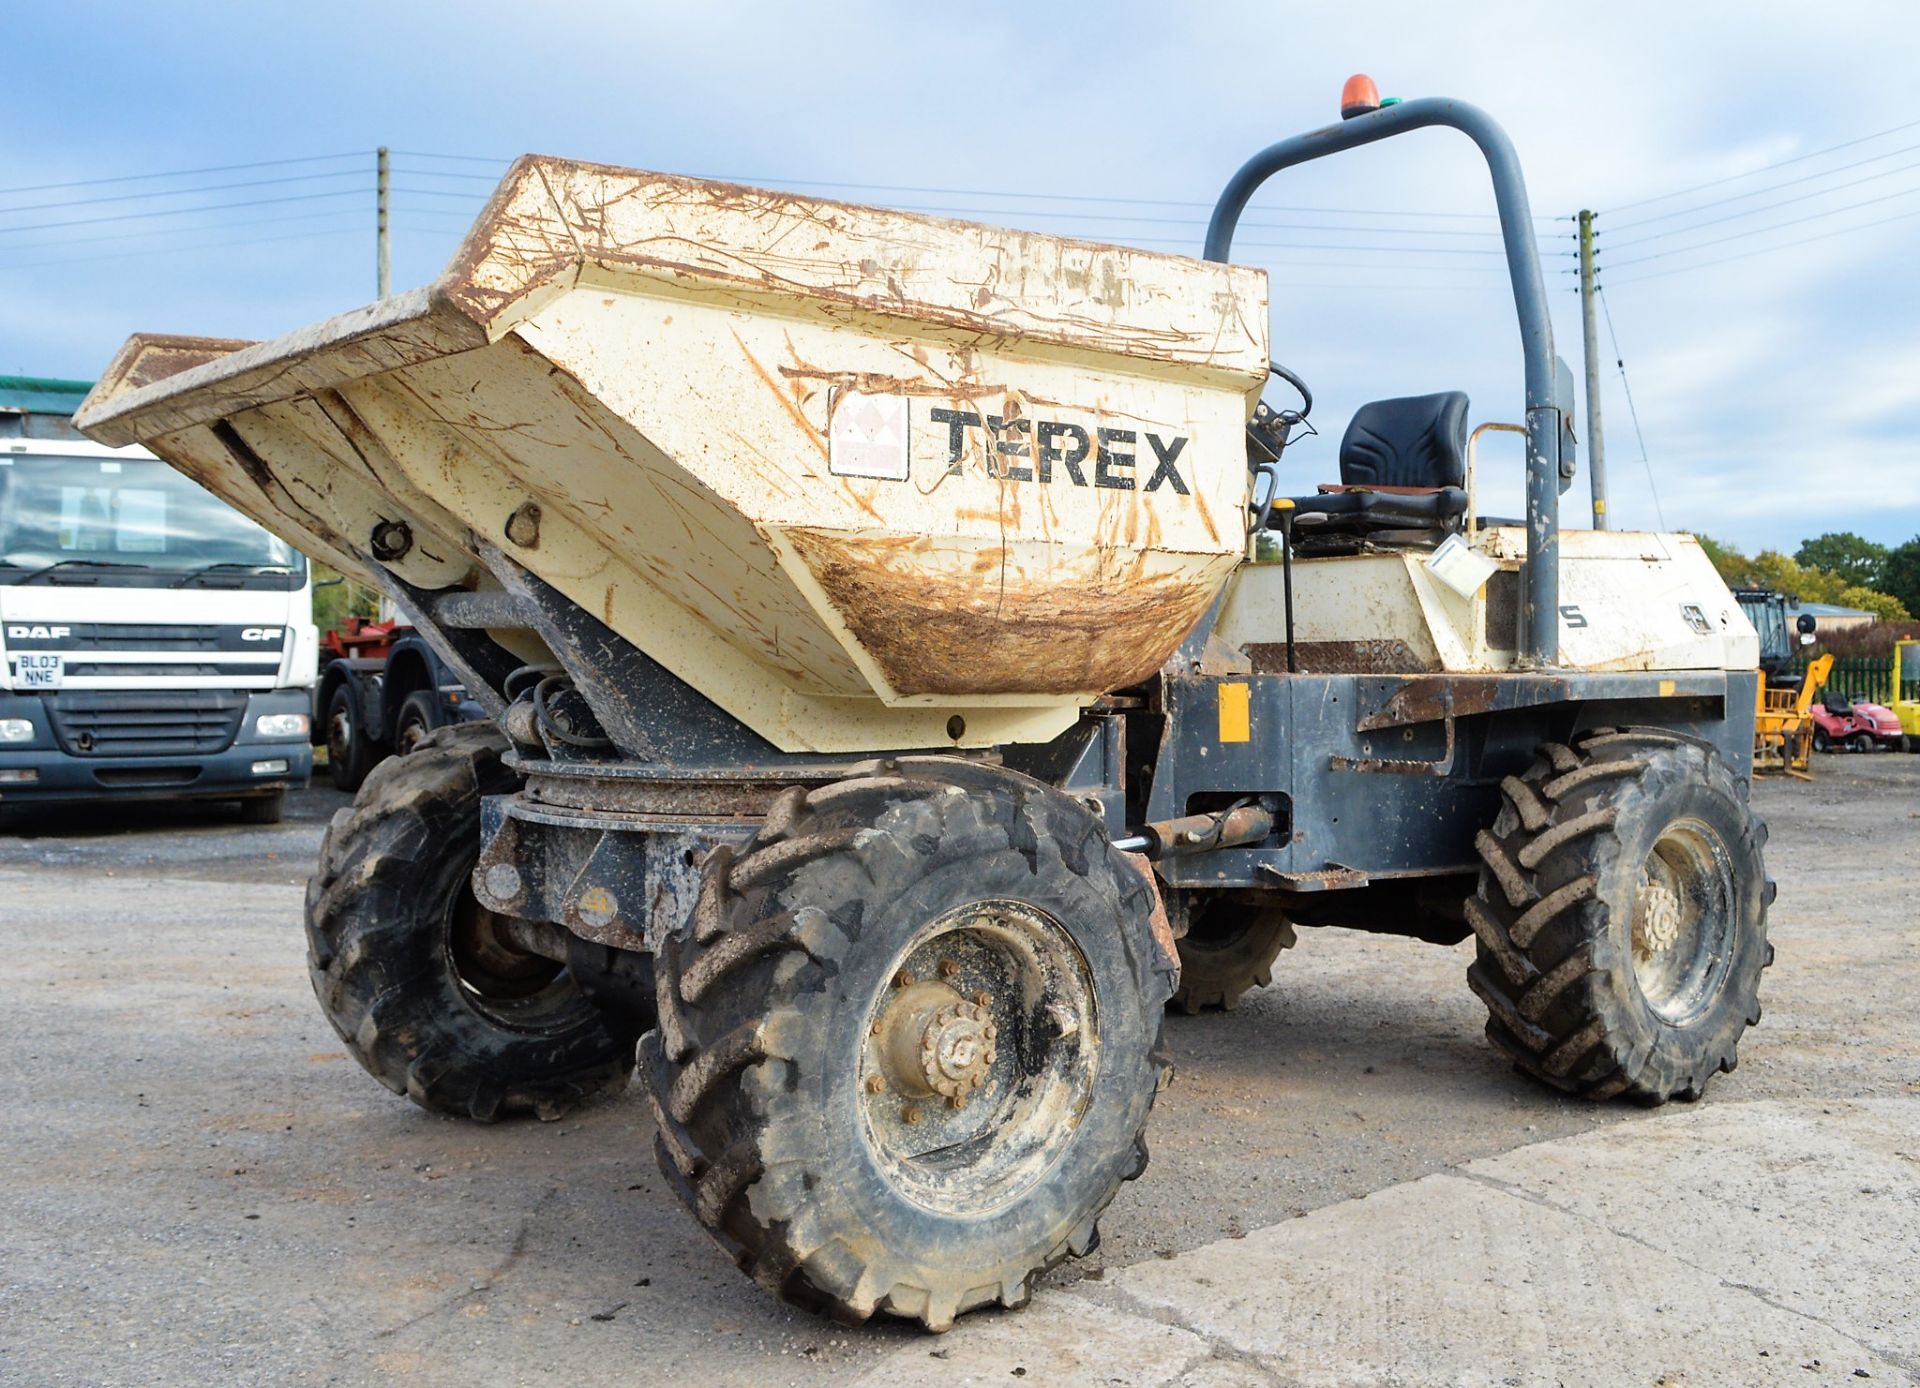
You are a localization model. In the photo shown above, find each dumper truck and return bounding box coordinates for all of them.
[77,79,1770,1331]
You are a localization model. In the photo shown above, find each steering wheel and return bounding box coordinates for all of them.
[1248,361,1313,531]
[1264,361,1312,423]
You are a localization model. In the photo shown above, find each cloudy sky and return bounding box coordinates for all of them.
[7,3,1918,553]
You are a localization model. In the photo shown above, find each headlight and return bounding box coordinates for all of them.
[0,718,33,743]
[255,712,310,738]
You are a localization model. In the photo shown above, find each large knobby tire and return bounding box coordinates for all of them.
[325,683,379,793]
[1467,727,1773,1104]
[642,758,1174,1332]
[1170,896,1296,1014]
[305,721,637,1120]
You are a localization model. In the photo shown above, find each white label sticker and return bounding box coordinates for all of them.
[1424,532,1499,600]
[16,653,63,690]
[828,392,910,481]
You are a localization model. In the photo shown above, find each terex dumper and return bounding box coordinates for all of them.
[77,81,1770,1330]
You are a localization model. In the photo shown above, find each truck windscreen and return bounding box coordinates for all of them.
[0,453,302,580]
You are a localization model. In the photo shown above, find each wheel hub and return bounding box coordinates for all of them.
[872,981,999,1104]
[920,999,998,1099]
[1633,877,1683,960]
[855,899,1099,1216]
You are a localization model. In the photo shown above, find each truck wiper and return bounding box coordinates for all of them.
[10,558,148,584]
[171,561,296,587]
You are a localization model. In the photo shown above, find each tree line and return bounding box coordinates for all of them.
[1698,532,1917,623]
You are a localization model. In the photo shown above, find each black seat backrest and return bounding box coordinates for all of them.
[1338,392,1470,490]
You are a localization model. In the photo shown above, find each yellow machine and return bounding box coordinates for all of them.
[1894,640,1920,747]
[1754,652,1832,779]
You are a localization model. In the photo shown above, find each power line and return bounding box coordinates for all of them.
[1606,138,1920,232]
[4,224,365,272]
[1600,115,1920,215]
[0,169,366,217]
[1602,202,1920,286]
[0,207,369,258]
[0,188,365,237]
[387,184,1568,254]
[0,151,367,199]
[1596,285,1664,531]
[1602,179,1920,270]
[390,149,1560,222]
[1602,156,1920,250]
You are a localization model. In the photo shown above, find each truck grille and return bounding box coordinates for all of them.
[44,691,248,757]
[57,624,225,652]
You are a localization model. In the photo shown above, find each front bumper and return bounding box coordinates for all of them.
[0,688,313,804]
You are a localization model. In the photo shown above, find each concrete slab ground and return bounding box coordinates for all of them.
[1,753,1916,1386]
[852,1098,1918,1386]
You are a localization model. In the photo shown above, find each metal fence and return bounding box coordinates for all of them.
[1797,654,1894,703]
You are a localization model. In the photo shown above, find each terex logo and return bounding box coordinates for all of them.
[6,625,70,640]
[240,627,285,642]
[930,408,1191,495]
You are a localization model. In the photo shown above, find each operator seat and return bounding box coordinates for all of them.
[1339,391,1469,490]
[1270,391,1471,539]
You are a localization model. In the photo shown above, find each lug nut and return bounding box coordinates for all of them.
[947,1094,967,1111]
[893,969,914,989]
[901,1105,922,1125]
[938,959,960,978]
[973,991,992,1007]
[865,1074,885,1094]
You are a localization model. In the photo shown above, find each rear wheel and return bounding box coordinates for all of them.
[394,689,441,755]
[1466,728,1772,1103]
[1170,896,1296,1013]
[325,684,378,792]
[642,758,1174,1330]
[1812,726,1831,753]
[306,721,637,1120]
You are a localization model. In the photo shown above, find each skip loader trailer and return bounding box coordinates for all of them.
[78,79,1770,1330]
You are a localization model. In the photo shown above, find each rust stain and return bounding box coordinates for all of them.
[784,527,1213,697]
[1246,639,1435,675]
[731,328,828,460]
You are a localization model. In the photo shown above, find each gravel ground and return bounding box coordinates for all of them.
[1,752,1914,1385]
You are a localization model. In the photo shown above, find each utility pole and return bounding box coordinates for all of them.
[1577,208,1607,529]
[376,146,391,300]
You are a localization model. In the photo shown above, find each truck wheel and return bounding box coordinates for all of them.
[642,759,1174,1331]
[1467,728,1772,1104]
[306,721,637,1120]
[237,790,285,825]
[394,689,441,755]
[1170,896,1295,1013]
[325,684,378,792]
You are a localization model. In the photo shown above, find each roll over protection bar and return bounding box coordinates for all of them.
[1204,97,1562,666]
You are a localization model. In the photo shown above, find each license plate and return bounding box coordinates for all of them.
[16,653,62,689]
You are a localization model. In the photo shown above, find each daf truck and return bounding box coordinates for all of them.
[0,376,318,821]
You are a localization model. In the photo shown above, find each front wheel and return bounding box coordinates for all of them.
[306,721,638,1120]
[643,759,1174,1331]
[1466,728,1772,1104]
[325,684,378,792]
[1847,731,1875,754]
